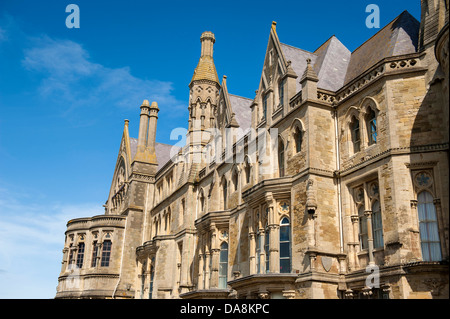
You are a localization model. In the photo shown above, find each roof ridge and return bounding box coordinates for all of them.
[280,42,316,55]
[313,35,336,53]
[350,10,411,54]
[228,93,253,101]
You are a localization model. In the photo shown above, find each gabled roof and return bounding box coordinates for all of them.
[343,10,419,85]
[130,138,180,171]
[279,36,351,92]
[280,43,317,92]
[228,94,252,132]
[313,36,351,91]
[275,10,418,93]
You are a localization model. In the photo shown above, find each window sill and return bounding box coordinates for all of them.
[357,247,385,256]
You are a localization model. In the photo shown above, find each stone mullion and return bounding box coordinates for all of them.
[434,199,448,260]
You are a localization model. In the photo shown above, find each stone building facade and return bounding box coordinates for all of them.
[56,1,449,299]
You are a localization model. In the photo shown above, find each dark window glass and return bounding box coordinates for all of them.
[279,218,291,273]
[101,240,112,267]
[76,242,85,269]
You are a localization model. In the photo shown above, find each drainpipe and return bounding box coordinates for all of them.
[334,109,344,253]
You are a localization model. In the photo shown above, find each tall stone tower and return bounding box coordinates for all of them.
[418,0,449,51]
[187,31,221,165]
[188,31,221,132]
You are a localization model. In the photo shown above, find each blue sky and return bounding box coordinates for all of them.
[0,0,421,298]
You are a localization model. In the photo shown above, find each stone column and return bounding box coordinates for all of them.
[259,228,266,274]
[249,232,256,274]
[269,223,280,273]
[365,210,375,265]
[61,248,68,273]
[350,215,360,270]
[409,200,422,260]
[210,227,219,288]
[307,212,317,248]
[204,251,210,290]
[198,252,204,290]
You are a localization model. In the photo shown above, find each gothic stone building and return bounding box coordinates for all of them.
[56,1,449,299]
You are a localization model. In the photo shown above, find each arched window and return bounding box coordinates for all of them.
[101,240,112,267]
[168,208,171,228]
[417,191,442,261]
[278,140,285,177]
[219,242,228,288]
[372,200,384,249]
[294,126,303,153]
[68,244,74,270]
[279,79,285,106]
[366,108,377,145]
[232,170,239,192]
[76,242,85,269]
[199,191,205,213]
[279,217,291,273]
[358,206,368,250]
[244,158,251,184]
[350,116,361,153]
[263,93,269,120]
[91,241,98,267]
[149,258,155,299]
[222,178,228,209]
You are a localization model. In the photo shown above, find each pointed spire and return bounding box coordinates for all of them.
[190,31,220,85]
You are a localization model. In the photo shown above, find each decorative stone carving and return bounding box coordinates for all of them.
[306,179,317,214]
[413,171,433,189]
[322,256,333,272]
[258,291,270,299]
[277,200,290,215]
[344,289,354,299]
[282,290,296,299]
[424,278,447,297]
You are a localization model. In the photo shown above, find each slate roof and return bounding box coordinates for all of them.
[343,10,419,85]
[228,94,253,131]
[129,138,180,171]
[278,10,419,92]
[280,36,351,92]
[280,43,317,92]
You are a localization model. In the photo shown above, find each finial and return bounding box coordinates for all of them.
[272,21,277,30]
[141,99,150,107]
[124,119,129,126]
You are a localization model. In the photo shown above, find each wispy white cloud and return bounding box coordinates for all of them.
[0,187,102,298]
[21,35,186,116]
